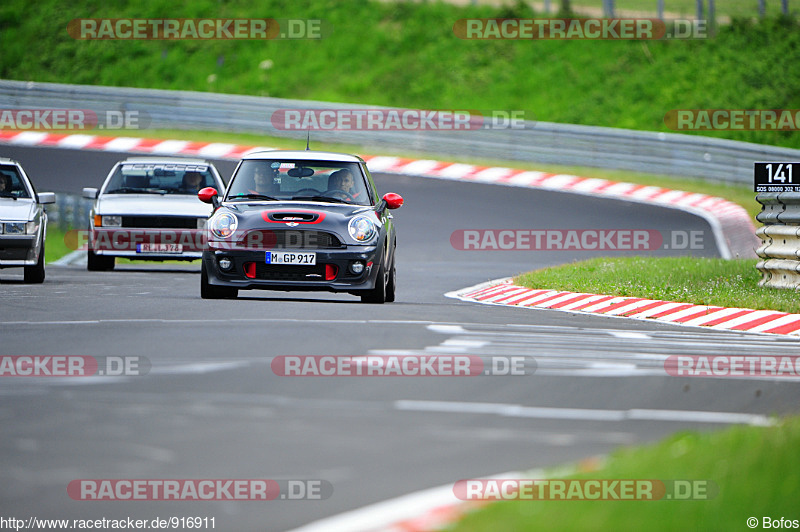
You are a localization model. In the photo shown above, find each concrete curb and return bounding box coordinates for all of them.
[447,277,800,337]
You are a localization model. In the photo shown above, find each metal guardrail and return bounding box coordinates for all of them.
[2,79,800,186]
[756,192,800,289]
[46,193,92,231]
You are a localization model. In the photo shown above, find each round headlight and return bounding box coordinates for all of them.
[348,216,376,242]
[210,212,238,239]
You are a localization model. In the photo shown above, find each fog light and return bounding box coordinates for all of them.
[218,257,233,270]
[350,261,365,274]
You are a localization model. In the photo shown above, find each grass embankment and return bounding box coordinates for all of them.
[515,257,800,314]
[1,1,799,148]
[449,415,800,532]
[44,227,70,263]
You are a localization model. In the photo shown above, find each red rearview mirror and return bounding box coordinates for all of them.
[198,187,219,204]
[383,192,403,210]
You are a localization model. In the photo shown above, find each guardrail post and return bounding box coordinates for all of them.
[756,192,800,289]
[48,193,91,232]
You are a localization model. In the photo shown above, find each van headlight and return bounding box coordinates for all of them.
[209,212,238,239]
[348,216,376,242]
[4,222,26,235]
[101,215,122,227]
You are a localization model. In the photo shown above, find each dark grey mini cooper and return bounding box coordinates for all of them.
[199,150,403,303]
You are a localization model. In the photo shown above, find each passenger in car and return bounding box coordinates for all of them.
[182,171,204,191]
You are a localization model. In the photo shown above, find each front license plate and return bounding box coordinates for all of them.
[136,243,183,253]
[266,251,316,265]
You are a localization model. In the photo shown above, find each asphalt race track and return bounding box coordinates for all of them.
[2,146,799,531]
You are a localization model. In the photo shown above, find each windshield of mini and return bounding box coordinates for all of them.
[227,160,371,206]
[103,162,216,195]
[0,165,31,199]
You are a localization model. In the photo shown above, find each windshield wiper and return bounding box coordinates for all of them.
[228,193,279,201]
[106,187,167,195]
[0,193,18,200]
[291,195,348,204]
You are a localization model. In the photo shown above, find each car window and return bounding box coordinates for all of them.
[0,165,31,199]
[103,162,217,195]
[227,160,371,206]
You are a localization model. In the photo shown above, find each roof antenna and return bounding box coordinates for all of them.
[305,128,310,151]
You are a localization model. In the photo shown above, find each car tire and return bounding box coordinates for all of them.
[23,241,46,284]
[360,261,386,304]
[385,254,396,303]
[87,248,115,271]
[201,261,238,299]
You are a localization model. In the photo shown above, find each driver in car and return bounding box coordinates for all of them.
[181,171,204,192]
[327,169,361,200]
[247,165,279,195]
[0,174,11,195]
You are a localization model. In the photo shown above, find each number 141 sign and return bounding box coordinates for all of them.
[754,162,799,192]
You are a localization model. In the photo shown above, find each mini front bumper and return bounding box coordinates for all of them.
[0,234,40,266]
[203,245,383,292]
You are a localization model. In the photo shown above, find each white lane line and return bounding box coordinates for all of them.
[606,331,651,339]
[0,318,442,327]
[394,400,774,426]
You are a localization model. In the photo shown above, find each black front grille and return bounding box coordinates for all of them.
[242,230,344,249]
[253,263,327,281]
[122,216,199,229]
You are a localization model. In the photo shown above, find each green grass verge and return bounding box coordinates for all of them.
[448,415,800,532]
[1,1,799,148]
[514,256,800,313]
[44,226,71,263]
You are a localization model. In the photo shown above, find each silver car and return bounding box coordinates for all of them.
[0,158,56,283]
[82,157,226,271]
